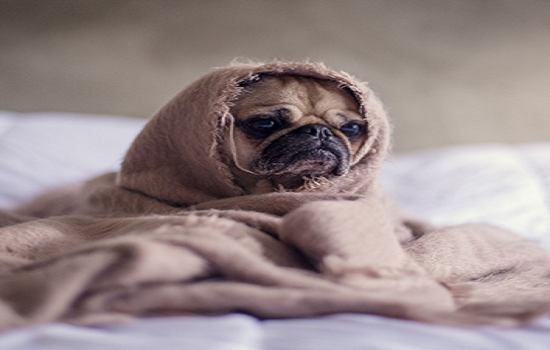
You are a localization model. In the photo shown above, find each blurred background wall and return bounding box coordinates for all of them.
[0,0,549,152]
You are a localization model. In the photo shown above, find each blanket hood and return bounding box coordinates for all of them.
[118,61,391,207]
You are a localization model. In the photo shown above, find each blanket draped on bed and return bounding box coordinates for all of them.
[0,61,549,330]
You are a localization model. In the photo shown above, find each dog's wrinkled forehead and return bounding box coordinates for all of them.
[232,74,361,123]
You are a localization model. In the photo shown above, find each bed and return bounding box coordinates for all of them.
[0,110,549,350]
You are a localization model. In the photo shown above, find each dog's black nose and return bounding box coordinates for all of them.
[297,125,334,140]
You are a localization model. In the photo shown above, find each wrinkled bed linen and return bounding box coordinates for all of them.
[0,112,549,350]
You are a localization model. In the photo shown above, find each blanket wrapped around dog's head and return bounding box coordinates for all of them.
[2,61,550,331]
[116,61,391,211]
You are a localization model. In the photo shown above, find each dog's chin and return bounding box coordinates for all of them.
[251,147,350,189]
[273,149,343,175]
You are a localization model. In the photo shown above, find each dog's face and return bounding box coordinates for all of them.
[228,75,366,191]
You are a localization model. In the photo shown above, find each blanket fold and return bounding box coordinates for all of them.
[0,60,549,330]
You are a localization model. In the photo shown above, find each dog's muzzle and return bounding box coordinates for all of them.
[252,124,351,178]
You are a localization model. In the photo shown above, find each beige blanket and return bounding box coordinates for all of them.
[1,61,549,330]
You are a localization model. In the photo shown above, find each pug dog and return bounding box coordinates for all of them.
[226,75,368,193]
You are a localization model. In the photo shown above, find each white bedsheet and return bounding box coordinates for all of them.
[0,111,549,350]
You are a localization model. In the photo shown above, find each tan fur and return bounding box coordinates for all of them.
[0,61,548,330]
[226,75,365,193]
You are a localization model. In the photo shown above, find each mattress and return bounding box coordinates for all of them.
[0,111,549,350]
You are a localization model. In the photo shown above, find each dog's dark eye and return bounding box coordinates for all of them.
[240,116,285,139]
[249,118,277,130]
[340,121,365,140]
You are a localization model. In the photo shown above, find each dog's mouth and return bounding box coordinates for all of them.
[283,147,347,176]
[251,131,351,186]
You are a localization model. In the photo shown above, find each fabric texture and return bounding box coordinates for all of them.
[0,61,549,330]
